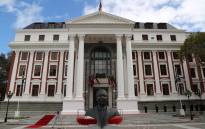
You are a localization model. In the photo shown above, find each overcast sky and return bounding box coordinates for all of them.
[0,0,205,53]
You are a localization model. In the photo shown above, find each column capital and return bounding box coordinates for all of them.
[125,34,132,40]
[68,34,76,39]
[78,34,85,38]
[115,34,123,39]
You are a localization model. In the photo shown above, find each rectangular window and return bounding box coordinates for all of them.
[170,35,176,41]
[48,85,55,96]
[142,34,148,40]
[190,68,196,78]
[39,35,45,41]
[24,35,30,41]
[51,52,58,60]
[34,65,41,77]
[134,84,138,96]
[162,84,170,95]
[145,64,152,76]
[160,64,167,76]
[32,85,39,96]
[133,65,136,76]
[35,52,43,61]
[202,68,205,78]
[173,52,179,59]
[178,84,184,95]
[157,23,167,29]
[192,84,198,93]
[65,51,68,60]
[144,23,153,29]
[16,85,23,96]
[18,65,26,76]
[144,52,150,60]
[147,84,154,96]
[156,35,163,41]
[64,64,67,77]
[21,52,28,60]
[158,52,165,60]
[132,52,136,59]
[53,34,59,41]
[174,64,182,76]
[63,85,66,97]
[49,65,57,76]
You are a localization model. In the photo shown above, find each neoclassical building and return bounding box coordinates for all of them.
[8,10,205,114]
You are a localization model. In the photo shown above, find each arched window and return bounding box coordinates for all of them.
[90,47,111,77]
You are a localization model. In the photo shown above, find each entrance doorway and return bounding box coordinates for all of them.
[93,87,109,107]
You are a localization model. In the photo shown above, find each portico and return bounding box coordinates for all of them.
[62,11,139,114]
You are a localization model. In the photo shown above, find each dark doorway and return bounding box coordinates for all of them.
[93,87,108,107]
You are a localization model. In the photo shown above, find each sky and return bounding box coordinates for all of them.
[0,0,205,54]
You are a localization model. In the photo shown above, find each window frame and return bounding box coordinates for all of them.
[146,83,154,96]
[162,83,170,95]
[38,35,45,41]
[142,34,148,40]
[190,67,197,78]
[50,51,59,61]
[170,35,176,41]
[143,52,151,60]
[159,64,168,76]
[174,64,183,76]
[53,34,59,41]
[49,64,58,77]
[35,51,44,61]
[20,52,29,61]
[33,64,42,77]
[24,35,31,41]
[172,51,180,60]
[156,35,163,41]
[47,84,55,97]
[144,63,153,77]
[158,51,166,60]
[31,85,39,96]
[18,64,26,77]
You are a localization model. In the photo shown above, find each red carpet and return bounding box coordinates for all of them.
[25,115,55,128]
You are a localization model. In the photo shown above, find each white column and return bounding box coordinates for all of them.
[183,60,191,91]
[116,35,125,98]
[40,51,49,96]
[138,51,145,95]
[24,51,34,96]
[66,35,75,98]
[167,51,177,94]
[56,51,64,95]
[10,51,20,94]
[152,51,161,95]
[76,34,85,99]
[125,35,135,98]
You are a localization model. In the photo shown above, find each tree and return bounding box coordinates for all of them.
[180,32,205,93]
[0,53,11,101]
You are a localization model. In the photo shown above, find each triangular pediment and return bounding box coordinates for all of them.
[66,11,135,24]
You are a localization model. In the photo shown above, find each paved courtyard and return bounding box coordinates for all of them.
[0,113,205,129]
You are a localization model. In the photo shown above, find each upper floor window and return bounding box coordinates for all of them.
[173,52,180,60]
[174,64,182,76]
[53,34,59,41]
[142,34,148,40]
[134,84,138,96]
[132,52,136,59]
[157,23,167,29]
[144,23,153,29]
[49,65,57,76]
[50,52,58,61]
[18,65,26,76]
[178,83,185,95]
[170,35,176,41]
[156,35,163,41]
[144,52,151,60]
[133,64,137,76]
[158,52,165,60]
[35,52,43,61]
[33,64,41,77]
[145,64,152,76]
[21,52,29,60]
[160,64,167,76]
[190,68,196,78]
[39,35,45,41]
[24,35,31,41]
[202,67,205,78]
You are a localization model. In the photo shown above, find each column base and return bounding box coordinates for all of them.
[62,97,85,115]
[117,97,139,114]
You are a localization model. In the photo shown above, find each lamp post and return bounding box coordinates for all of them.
[175,69,185,116]
[14,74,25,117]
[4,91,13,122]
[185,89,193,120]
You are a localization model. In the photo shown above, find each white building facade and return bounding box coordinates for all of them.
[8,11,205,114]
